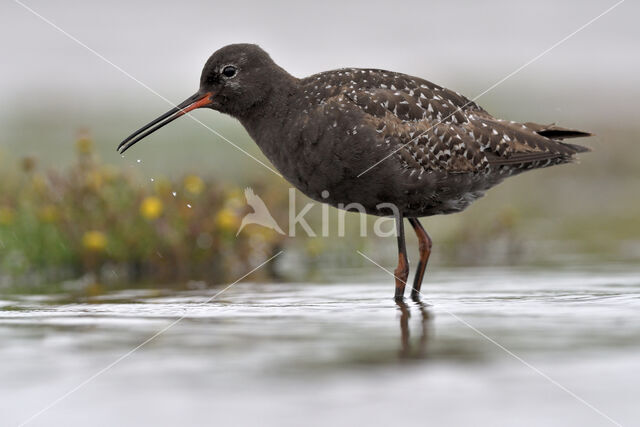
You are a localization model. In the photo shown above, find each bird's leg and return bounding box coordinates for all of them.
[408,218,432,302]
[394,214,409,301]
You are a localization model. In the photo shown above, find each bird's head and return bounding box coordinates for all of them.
[118,43,289,154]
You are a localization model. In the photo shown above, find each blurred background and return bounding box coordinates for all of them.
[1,0,638,288]
[2,2,640,427]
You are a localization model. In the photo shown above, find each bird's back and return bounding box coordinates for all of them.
[284,67,591,216]
[299,67,589,169]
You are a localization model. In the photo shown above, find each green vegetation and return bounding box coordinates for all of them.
[1,118,639,295]
[0,134,287,292]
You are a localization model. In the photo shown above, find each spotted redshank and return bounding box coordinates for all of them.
[118,44,591,301]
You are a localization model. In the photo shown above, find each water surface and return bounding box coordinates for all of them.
[1,266,639,426]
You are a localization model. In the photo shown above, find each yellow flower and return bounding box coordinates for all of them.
[82,231,107,251]
[76,136,93,155]
[0,206,15,225]
[183,175,204,195]
[38,205,59,223]
[215,208,239,232]
[140,196,163,220]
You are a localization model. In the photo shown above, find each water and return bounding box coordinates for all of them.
[1,266,639,427]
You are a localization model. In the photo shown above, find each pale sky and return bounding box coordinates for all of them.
[1,0,637,119]
[0,0,637,177]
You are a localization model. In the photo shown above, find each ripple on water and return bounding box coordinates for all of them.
[1,267,639,426]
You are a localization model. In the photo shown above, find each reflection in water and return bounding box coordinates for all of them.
[2,271,640,426]
[396,299,432,359]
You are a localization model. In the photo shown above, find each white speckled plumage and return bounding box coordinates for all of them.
[297,67,590,178]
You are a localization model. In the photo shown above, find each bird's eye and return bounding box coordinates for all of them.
[222,65,237,78]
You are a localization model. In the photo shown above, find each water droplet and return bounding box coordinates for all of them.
[187,204,192,208]
[136,159,141,163]
[172,192,177,197]
[150,178,154,182]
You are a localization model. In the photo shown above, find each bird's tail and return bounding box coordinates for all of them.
[529,123,592,140]
[527,122,592,154]
[561,141,591,154]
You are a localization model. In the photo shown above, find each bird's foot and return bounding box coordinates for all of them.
[410,291,422,303]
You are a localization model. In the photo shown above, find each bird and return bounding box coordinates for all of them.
[236,187,285,236]
[118,43,591,301]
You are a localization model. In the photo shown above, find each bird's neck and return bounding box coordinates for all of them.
[236,73,301,149]
[235,75,302,181]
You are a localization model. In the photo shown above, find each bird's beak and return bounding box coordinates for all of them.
[117,92,213,154]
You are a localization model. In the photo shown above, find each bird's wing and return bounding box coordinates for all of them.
[340,87,590,173]
[466,112,591,167]
[342,81,481,125]
[337,87,486,173]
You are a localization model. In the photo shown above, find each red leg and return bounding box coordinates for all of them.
[394,214,409,300]
[408,218,432,301]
